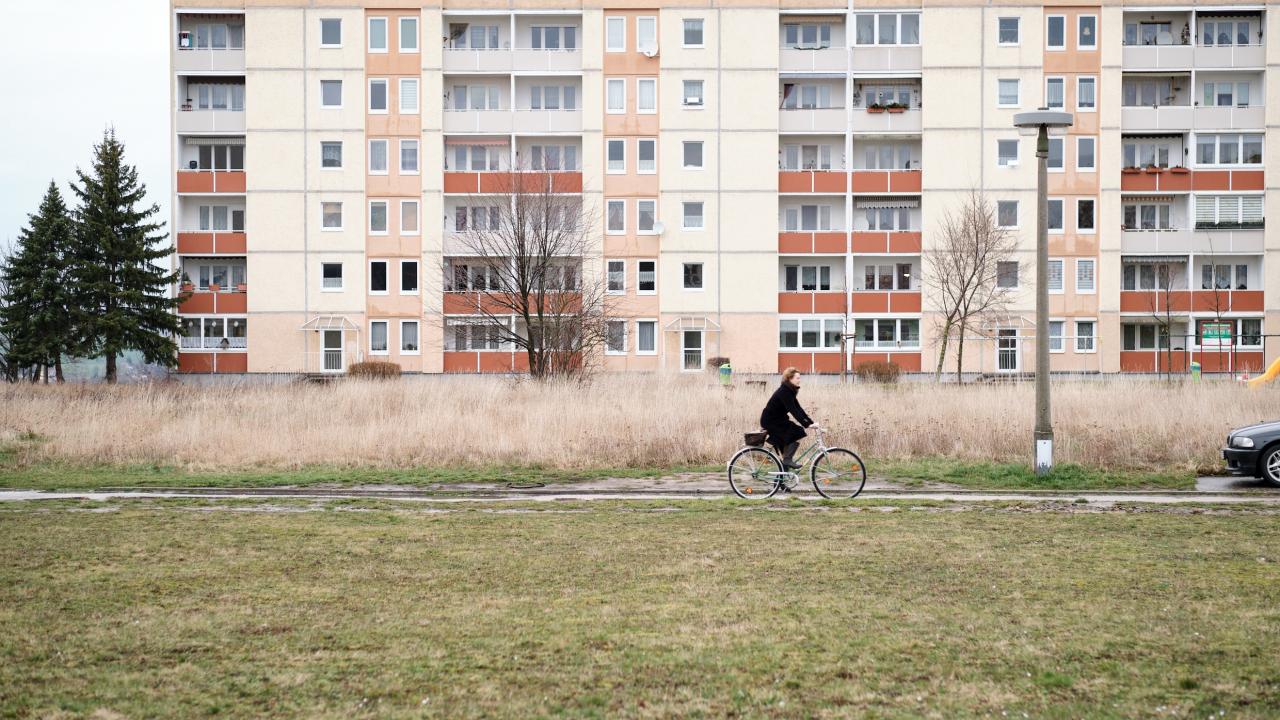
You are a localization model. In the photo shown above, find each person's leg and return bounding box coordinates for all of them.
[781,441,801,469]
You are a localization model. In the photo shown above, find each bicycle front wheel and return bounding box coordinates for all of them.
[811,448,867,499]
[727,447,783,499]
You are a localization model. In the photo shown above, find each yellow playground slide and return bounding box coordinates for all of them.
[1248,357,1280,388]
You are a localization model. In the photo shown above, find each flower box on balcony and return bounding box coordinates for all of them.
[1169,166,1190,175]
[885,103,907,114]
[208,283,221,293]
[866,104,885,114]
[1121,167,1141,174]
[1143,166,1162,174]
[236,282,247,293]
[180,282,194,294]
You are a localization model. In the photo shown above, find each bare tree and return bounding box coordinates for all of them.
[923,190,1019,382]
[1144,260,1181,381]
[443,167,610,380]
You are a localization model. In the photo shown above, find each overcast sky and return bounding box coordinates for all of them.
[0,0,170,249]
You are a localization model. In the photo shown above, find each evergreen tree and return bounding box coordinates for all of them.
[0,182,78,382]
[68,129,180,383]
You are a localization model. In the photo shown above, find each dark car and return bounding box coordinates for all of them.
[1223,421,1280,487]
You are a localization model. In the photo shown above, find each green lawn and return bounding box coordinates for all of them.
[876,459,1198,491]
[2,499,1279,718]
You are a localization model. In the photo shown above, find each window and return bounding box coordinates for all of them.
[606,78,625,113]
[998,17,1020,45]
[606,17,626,52]
[637,139,656,173]
[637,261,656,294]
[1047,15,1065,49]
[1077,77,1096,110]
[1078,16,1097,49]
[368,17,387,52]
[997,139,1019,167]
[783,23,833,50]
[399,17,418,52]
[369,79,388,113]
[529,85,577,111]
[998,79,1019,107]
[682,202,704,230]
[683,18,704,47]
[852,319,921,349]
[607,260,626,293]
[637,200,656,233]
[1123,261,1181,291]
[780,318,846,350]
[1076,137,1096,171]
[320,142,342,169]
[1047,138,1063,171]
[321,202,342,230]
[1122,202,1172,230]
[683,263,703,289]
[369,201,388,235]
[400,200,419,235]
[1045,77,1064,109]
[193,144,245,171]
[1076,258,1096,293]
[1077,199,1096,232]
[1048,199,1064,232]
[1047,259,1064,293]
[400,320,419,353]
[192,83,245,112]
[682,80,704,107]
[530,144,577,171]
[450,23,499,49]
[637,320,657,354]
[369,139,388,175]
[783,205,833,232]
[606,139,625,173]
[1195,195,1262,229]
[1048,320,1065,352]
[683,141,703,169]
[369,260,388,294]
[784,264,833,292]
[452,206,501,233]
[852,13,920,45]
[370,321,389,355]
[399,139,419,174]
[320,19,342,47]
[322,262,343,290]
[1202,81,1250,108]
[1126,139,1173,168]
[1201,18,1258,47]
[320,80,342,108]
[606,199,625,234]
[450,144,501,172]
[450,84,501,111]
[997,261,1019,289]
[1199,262,1248,290]
[606,321,627,354]
[197,205,245,233]
[637,16,657,54]
[782,83,834,110]
[997,201,1018,228]
[637,78,656,113]
[860,263,913,291]
[1198,134,1264,166]
[863,205,913,231]
[858,143,912,171]
[1075,320,1095,352]
[399,78,419,113]
[1123,323,1176,350]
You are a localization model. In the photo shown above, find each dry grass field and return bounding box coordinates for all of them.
[0,376,1267,474]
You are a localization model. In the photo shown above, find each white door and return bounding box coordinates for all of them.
[323,330,344,372]
[681,331,703,371]
[997,329,1019,372]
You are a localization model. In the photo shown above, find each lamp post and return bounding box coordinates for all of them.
[1013,109,1073,475]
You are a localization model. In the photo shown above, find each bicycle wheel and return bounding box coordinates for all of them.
[727,447,783,499]
[810,448,867,499]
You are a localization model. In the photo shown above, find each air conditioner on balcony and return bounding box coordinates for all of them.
[641,47,658,58]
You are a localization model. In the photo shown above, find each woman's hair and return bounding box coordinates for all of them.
[782,367,800,382]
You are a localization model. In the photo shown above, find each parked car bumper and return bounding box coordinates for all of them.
[1222,447,1259,476]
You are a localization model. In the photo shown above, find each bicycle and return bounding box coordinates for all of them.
[726,427,867,500]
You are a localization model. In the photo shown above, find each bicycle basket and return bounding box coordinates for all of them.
[744,431,767,447]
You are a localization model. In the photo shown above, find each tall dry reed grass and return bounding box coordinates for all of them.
[0,377,1269,472]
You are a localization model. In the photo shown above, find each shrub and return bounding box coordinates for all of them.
[854,361,901,384]
[707,357,731,372]
[347,361,401,379]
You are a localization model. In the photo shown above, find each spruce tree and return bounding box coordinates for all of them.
[0,182,78,382]
[69,129,180,383]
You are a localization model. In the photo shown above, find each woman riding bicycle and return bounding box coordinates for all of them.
[760,367,819,470]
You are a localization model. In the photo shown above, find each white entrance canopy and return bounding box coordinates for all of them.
[300,315,360,332]
[664,316,722,332]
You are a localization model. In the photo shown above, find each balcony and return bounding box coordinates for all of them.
[1123,44,1194,70]
[179,287,248,315]
[175,18,245,73]
[1120,228,1192,254]
[174,47,245,74]
[850,107,921,133]
[778,108,845,133]
[851,291,921,314]
[1196,44,1265,69]
[1121,167,1263,192]
[443,171,583,194]
[176,109,245,134]
[778,292,846,313]
[778,171,847,193]
[1120,105,1193,132]
[1119,289,1263,313]
[850,46,921,74]
[176,232,247,255]
[176,170,246,194]
[851,231,921,254]
[1194,105,1264,131]
[778,232,847,254]
[442,109,582,134]
[442,48,582,73]
[851,170,921,193]
[779,47,846,73]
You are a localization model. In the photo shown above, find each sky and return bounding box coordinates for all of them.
[0,0,171,249]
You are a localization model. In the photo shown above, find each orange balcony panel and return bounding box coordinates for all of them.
[893,353,922,372]
[443,294,476,314]
[779,232,812,253]
[1119,351,1156,373]
[1235,352,1266,373]
[216,292,248,314]
[1192,290,1228,312]
[778,172,812,193]
[850,352,888,367]
[813,352,843,373]
[813,293,845,313]
[551,172,583,193]
[1198,352,1234,373]
[811,172,846,193]
[215,353,248,373]
[443,172,479,194]
[851,171,888,193]
[1158,171,1191,192]
[778,292,813,313]
[1120,172,1158,192]
[176,171,215,193]
[478,352,516,373]
[513,352,530,372]
[813,232,846,253]
[888,232,922,253]
[1232,290,1264,312]
[851,232,888,253]
[179,292,216,314]
[177,352,215,373]
[176,232,214,254]
[1231,170,1264,191]
[1192,170,1231,191]
[888,170,922,193]
[778,352,814,373]
[215,171,246,193]
[215,232,247,254]
[889,291,922,313]
[1121,290,1192,312]
[477,172,513,194]
[851,291,889,313]
[443,352,479,373]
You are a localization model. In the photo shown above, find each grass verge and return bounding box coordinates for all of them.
[876,458,1198,490]
[2,499,1278,717]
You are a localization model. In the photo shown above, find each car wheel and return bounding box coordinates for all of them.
[1263,446,1280,488]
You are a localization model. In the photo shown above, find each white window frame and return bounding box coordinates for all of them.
[1076,136,1096,172]
[399,200,420,236]
[683,18,705,48]
[368,139,389,176]
[1045,76,1065,109]
[605,320,628,355]
[1049,319,1066,353]
[321,261,344,291]
[369,78,389,114]
[320,80,343,109]
[1077,15,1098,51]
[1047,137,1064,173]
[683,262,705,291]
[997,16,1020,46]
[369,320,390,356]
[637,199,657,234]
[997,261,1020,290]
[1047,258,1064,294]
[637,77,657,114]
[997,139,1019,167]
[637,138,657,174]
[399,139,419,175]
[606,259,626,294]
[321,202,343,232]
[606,78,626,114]
[635,318,658,355]
[399,16,419,53]
[1046,14,1066,50]
[1048,197,1064,234]
[997,78,1020,108]
[1075,319,1097,353]
[682,201,705,231]
[369,259,390,295]
[398,78,420,114]
[606,199,626,235]
[606,16,626,52]
[368,17,388,53]
[682,79,705,108]
[637,16,657,55]
[997,200,1019,229]
[606,138,626,174]
[637,260,657,295]
[320,141,343,170]
[399,259,419,295]
[319,18,343,48]
[1076,76,1096,112]
[399,320,420,355]
[1076,198,1097,234]
[368,201,389,236]
[1076,258,1096,294]
[683,140,704,170]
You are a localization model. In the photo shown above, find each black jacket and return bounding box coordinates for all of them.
[760,381,812,450]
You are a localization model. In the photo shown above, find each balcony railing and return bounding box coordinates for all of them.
[442,48,582,73]
[779,46,846,73]
[176,108,246,134]
[181,336,247,350]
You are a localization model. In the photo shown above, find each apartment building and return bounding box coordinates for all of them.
[171,1,1276,377]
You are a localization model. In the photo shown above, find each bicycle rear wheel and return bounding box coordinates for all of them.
[811,448,867,499]
[727,447,783,499]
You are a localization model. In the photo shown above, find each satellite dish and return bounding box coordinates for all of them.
[642,48,658,58]
[652,221,666,235]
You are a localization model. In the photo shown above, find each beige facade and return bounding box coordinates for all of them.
[171,0,1276,377]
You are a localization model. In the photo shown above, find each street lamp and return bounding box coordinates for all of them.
[1013,108,1073,475]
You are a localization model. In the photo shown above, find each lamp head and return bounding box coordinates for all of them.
[1013,109,1074,135]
